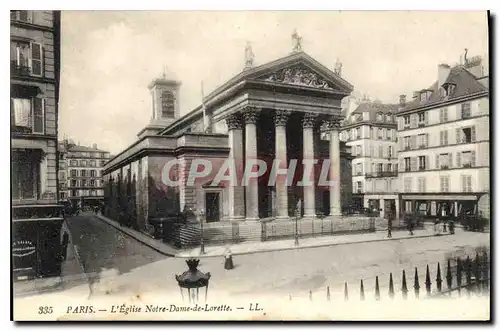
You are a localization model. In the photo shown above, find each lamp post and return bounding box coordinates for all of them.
[294,199,301,246]
[199,208,205,255]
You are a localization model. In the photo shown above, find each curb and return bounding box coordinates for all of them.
[176,232,449,258]
[94,214,177,257]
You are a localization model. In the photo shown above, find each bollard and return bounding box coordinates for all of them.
[375,276,380,300]
[224,248,234,270]
[388,273,395,299]
[425,265,432,296]
[436,263,443,293]
[466,256,472,296]
[402,270,408,300]
[344,282,349,301]
[414,267,420,299]
[456,258,462,297]
[360,280,365,301]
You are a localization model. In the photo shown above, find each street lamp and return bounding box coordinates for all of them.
[198,208,206,255]
[294,199,301,246]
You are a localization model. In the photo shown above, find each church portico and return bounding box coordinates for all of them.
[102,32,374,246]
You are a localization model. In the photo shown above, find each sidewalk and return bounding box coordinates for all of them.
[95,213,448,258]
[13,220,89,298]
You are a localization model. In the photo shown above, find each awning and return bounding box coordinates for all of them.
[11,139,48,153]
[402,195,477,201]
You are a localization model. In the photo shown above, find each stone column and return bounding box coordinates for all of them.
[302,113,317,218]
[274,109,291,220]
[379,198,385,219]
[243,108,260,221]
[226,114,245,221]
[325,117,342,216]
[395,197,400,219]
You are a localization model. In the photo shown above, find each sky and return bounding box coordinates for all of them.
[58,11,489,155]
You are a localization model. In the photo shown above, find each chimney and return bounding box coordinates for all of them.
[399,94,406,106]
[92,143,97,149]
[412,91,419,100]
[438,63,451,88]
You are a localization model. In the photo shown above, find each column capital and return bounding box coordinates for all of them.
[226,113,243,130]
[323,116,342,130]
[274,109,291,126]
[302,113,318,129]
[242,106,260,124]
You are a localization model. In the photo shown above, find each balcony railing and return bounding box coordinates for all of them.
[365,171,398,178]
[11,62,31,76]
[418,122,425,127]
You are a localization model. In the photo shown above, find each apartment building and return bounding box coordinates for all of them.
[396,54,490,219]
[62,140,111,208]
[340,102,400,217]
[11,10,63,280]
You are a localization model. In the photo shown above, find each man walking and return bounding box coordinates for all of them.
[387,209,393,239]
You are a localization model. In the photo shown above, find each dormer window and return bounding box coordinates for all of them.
[377,113,383,121]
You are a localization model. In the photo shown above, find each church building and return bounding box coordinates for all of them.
[102,34,372,245]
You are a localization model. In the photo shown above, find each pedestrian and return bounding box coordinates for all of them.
[224,247,234,270]
[387,210,393,239]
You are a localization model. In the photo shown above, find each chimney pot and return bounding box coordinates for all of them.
[399,94,406,106]
[92,143,97,149]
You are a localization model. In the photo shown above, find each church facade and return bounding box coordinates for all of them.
[102,46,370,243]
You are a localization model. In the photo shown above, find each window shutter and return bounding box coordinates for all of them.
[30,41,43,77]
[425,155,429,170]
[456,152,461,167]
[410,114,417,128]
[425,133,429,147]
[471,126,476,142]
[410,157,417,171]
[424,111,429,125]
[444,131,448,145]
[461,175,465,192]
[399,138,404,151]
[471,151,476,167]
[439,109,443,123]
[411,135,417,150]
[436,154,440,169]
[32,97,44,134]
[456,128,462,144]
[439,131,443,146]
[448,153,452,168]
[399,158,404,172]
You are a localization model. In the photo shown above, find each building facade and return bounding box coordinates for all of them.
[102,48,365,244]
[11,10,63,280]
[340,102,400,218]
[60,140,111,208]
[396,54,490,219]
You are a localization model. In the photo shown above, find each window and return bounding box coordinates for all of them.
[461,103,471,119]
[418,112,426,125]
[90,180,95,187]
[439,153,450,169]
[161,91,175,118]
[378,129,383,140]
[101,160,107,167]
[378,146,383,158]
[387,163,392,172]
[90,170,96,177]
[439,108,448,123]
[440,176,450,192]
[417,133,427,148]
[462,175,472,192]
[388,146,393,158]
[355,127,360,139]
[80,170,86,177]
[377,113,383,122]
[404,157,411,171]
[70,160,77,166]
[377,163,383,173]
[404,178,412,192]
[90,160,96,167]
[404,136,411,150]
[418,156,426,170]
[370,127,374,139]
[461,151,473,167]
[71,180,77,187]
[355,181,363,193]
[58,171,66,180]
[440,131,448,146]
[385,129,391,140]
[356,145,362,156]
[418,177,426,192]
[80,160,87,167]
[70,170,77,177]
[11,98,45,134]
[404,116,410,126]
[11,10,32,22]
[10,40,43,77]
[458,127,475,144]
[11,150,40,200]
[81,180,87,187]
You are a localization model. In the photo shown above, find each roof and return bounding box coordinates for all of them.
[352,102,399,115]
[67,145,108,153]
[400,65,488,112]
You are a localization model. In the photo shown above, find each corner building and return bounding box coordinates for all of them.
[103,51,360,243]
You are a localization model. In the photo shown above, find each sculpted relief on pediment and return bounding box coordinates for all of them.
[259,65,335,90]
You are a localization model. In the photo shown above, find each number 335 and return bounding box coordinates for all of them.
[38,306,53,314]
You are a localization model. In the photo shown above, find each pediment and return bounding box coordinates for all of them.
[249,53,353,94]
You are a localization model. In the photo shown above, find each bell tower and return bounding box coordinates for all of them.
[137,69,181,138]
